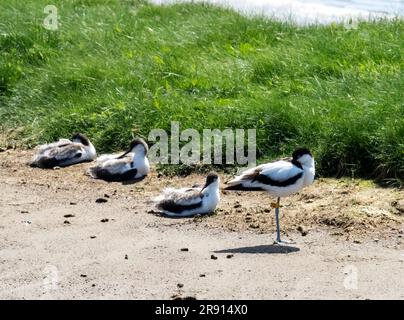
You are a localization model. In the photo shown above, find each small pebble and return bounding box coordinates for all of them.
[125,254,128,260]
[177,283,184,288]
[210,254,218,260]
[64,214,75,218]
[226,254,234,259]
[100,219,109,223]
[64,220,70,224]
[96,198,108,203]
[297,225,309,236]
[180,248,189,252]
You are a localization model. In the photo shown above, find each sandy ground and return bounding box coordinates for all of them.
[0,149,403,300]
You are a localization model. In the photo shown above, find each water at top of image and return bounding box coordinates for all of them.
[149,0,404,24]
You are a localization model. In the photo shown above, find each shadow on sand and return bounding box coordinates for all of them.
[214,244,300,255]
[120,175,147,185]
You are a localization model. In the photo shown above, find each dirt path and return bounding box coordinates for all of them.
[0,149,403,299]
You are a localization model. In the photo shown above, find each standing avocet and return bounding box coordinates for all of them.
[225,148,315,244]
[30,133,97,168]
[155,172,220,217]
[88,138,150,182]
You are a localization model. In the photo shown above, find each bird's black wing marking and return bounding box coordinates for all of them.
[38,145,84,168]
[93,168,138,182]
[33,152,82,168]
[56,143,72,148]
[120,168,138,181]
[224,185,264,191]
[225,168,304,190]
[253,172,303,187]
[34,157,60,168]
[224,166,265,191]
[157,197,203,214]
[291,159,303,169]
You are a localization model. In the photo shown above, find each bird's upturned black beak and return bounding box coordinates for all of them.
[117,149,132,159]
[201,179,215,192]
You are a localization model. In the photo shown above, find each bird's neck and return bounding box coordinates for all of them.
[85,141,97,158]
[302,157,314,169]
[133,151,146,161]
[302,159,315,186]
[202,181,219,195]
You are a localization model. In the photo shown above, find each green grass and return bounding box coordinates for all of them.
[0,0,403,184]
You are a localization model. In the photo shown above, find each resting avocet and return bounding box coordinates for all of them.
[88,138,150,182]
[225,148,315,245]
[155,172,220,217]
[30,133,96,168]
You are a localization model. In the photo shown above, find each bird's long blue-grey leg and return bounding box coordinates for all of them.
[273,197,295,245]
[275,197,281,243]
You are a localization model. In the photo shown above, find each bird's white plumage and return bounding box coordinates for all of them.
[251,160,303,182]
[225,148,315,244]
[155,187,203,207]
[31,135,96,168]
[88,140,150,181]
[155,175,220,217]
[93,154,134,174]
[226,154,315,198]
[298,154,316,187]
[37,138,72,153]
[95,153,122,163]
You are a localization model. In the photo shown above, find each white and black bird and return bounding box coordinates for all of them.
[225,148,315,244]
[88,138,150,182]
[30,133,97,168]
[154,172,220,217]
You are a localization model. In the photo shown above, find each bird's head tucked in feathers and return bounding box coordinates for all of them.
[292,147,313,166]
[71,133,90,146]
[201,172,220,192]
[118,138,149,158]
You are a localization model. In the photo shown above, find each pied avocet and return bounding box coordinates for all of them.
[155,172,220,217]
[225,148,315,244]
[30,133,96,168]
[88,138,150,182]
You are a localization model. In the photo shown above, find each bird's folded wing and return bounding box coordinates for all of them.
[47,144,83,161]
[38,139,72,153]
[96,153,122,163]
[258,161,303,182]
[163,187,200,196]
[56,139,73,147]
[163,188,203,206]
[98,158,132,174]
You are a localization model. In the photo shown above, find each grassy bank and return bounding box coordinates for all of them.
[0,0,403,183]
